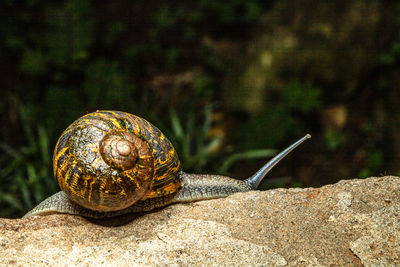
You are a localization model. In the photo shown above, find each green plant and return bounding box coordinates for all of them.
[169,105,221,173]
[169,105,277,178]
[0,114,56,218]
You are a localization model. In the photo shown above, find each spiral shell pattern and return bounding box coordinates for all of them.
[53,111,182,212]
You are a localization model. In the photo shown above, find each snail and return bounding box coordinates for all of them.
[23,110,310,219]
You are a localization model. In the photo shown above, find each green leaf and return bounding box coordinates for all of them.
[219,149,276,174]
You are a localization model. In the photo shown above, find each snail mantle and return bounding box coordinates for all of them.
[1,176,399,266]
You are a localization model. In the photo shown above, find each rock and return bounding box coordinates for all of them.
[0,176,399,266]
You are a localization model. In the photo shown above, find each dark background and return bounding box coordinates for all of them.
[1,0,400,218]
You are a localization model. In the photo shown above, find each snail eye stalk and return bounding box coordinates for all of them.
[245,134,311,189]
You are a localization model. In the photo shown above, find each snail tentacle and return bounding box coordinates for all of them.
[245,134,311,189]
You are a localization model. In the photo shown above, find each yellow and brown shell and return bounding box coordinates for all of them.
[53,111,182,212]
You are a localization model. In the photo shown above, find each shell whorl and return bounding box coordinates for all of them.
[99,131,139,170]
[53,111,182,212]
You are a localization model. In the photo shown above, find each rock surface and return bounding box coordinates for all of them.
[1,176,399,266]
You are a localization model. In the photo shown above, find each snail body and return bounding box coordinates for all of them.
[24,111,310,219]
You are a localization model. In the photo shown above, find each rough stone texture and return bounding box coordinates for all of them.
[0,176,399,266]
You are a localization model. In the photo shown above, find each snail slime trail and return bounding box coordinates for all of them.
[23,111,311,219]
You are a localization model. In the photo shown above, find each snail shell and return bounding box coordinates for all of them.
[53,111,182,212]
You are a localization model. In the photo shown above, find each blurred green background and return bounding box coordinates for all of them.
[1,0,400,218]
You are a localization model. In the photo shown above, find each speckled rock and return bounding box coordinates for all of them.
[0,176,399,266]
